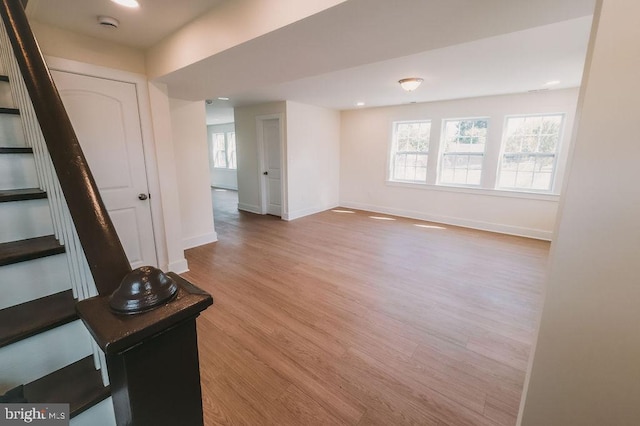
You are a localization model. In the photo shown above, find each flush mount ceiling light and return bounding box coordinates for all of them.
[110,0,140,8]
[399,77,424,92]
[544,80,561,86]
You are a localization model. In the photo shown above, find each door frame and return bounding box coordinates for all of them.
[256,113,287,217]
[45,56,168,270]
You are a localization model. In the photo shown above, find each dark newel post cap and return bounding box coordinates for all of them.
[109,266,178,315]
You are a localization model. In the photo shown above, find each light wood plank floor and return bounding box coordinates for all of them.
[182,189,549,426]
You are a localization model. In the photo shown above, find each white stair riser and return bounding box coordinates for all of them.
[0,82,14,108]
[0,320,93,393]
[0,114,25,147]
[0,153,38,189]
[70,397,116,426]
[0,254,71,310]
[0,198,53,243]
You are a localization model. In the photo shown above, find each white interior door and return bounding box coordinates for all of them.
[261,118,282,216]
[51,70,157,269]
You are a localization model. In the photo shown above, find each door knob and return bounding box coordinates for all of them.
[138,193,148,200]
[263,171,268,175]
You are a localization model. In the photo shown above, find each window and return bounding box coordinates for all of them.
[439,118,488,186]
[498,114,564,191]
[211,131,237,169]
[389,121,431,182]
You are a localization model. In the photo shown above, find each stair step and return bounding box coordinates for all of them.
[0,197,54,243]
[70,397,116,426]
[23,356,110,418]
[0,114,26,147]
[0,290,77,348]
[0,235,65,266]
[0,254,71,310]
[0,320,93,392]
[0,76,14,108]
[0,385,26,403]
[0,188,46,202]
[0,150,38,189]
[0,146,31,154]
[0,107,19,115]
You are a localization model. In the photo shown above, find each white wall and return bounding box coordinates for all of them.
[208,123,238,190]
[30,20,146,74]
[340,89,579,240]
[147,82,187,272]
[30,22,188,271]
[234,102,287,214]
[285,101,340,220]
[169,99,217,250]
[520,0,640,424]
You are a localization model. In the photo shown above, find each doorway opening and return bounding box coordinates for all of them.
[205,100,237,237]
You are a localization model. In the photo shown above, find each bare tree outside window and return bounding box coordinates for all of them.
[390,121,431,182]
[498,115,563,191]
[439,119,488,186]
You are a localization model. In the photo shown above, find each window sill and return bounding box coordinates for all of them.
[385,180,561,201]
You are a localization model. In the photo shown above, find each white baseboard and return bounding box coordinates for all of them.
[284,203,340,221]
[238,203,262,214]
[183,231,218,250]
[168,258,189,274]
[340,201,553,241]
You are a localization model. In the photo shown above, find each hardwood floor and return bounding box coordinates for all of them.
[182,189,549,425]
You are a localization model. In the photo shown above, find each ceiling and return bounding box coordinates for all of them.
[26,0,596,124]
[214,17,592,111]
[26,0,224,49]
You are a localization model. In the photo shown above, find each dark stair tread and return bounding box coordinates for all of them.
[23,356,110,418]
[0,385,27,403]
[0,188,46,202]
[0,75,8,83]
[0,235,65,266]
[0,290,77,348]
[0,147,32,154]
[0,107,19,115]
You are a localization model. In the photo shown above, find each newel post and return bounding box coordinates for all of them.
[76,268,213,426]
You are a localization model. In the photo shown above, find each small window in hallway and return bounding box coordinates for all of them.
[212,131,237,169]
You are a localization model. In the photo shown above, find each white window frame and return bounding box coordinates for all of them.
[388,120,431,184]
[497,113,565,193]
[438,117,489,187]
[211,130,237,170]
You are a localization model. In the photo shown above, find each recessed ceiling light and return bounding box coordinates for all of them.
[356,102,365,107]
[217,97,230,101]
[110,0,140,8]
[545,80,561,86]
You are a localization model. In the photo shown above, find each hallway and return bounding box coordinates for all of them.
[210,188,241,230]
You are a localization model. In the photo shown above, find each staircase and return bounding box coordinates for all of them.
[0,2,212,425]
[0,53,116,425]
